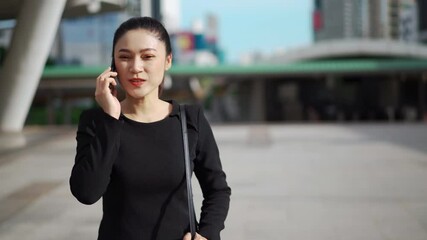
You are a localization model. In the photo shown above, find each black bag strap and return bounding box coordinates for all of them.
[179,104,196,240]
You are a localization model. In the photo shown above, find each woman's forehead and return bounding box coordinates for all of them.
[115,29,164,51]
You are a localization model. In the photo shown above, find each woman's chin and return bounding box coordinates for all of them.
[125,89,157,100]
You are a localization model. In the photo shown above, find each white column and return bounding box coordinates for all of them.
[141,0,152,17]
[0,0,66,132]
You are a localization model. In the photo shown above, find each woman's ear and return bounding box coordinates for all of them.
[165,54,172,71]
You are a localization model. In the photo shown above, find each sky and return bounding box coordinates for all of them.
[180,0,314,63]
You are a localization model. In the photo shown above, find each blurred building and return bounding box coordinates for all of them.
[171,14,223,65]
[243,0,427,123]
[52,0,223,67]
[56,13,124,66]
[313,0,364,40]
[52,0,184,66]
[396,0,419,41]
[419,0,427,42]
[314,0,419,42]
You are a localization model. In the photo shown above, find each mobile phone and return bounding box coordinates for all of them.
[110,58,116,72]
[109,58,116,92]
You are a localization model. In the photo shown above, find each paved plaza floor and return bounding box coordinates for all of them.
[0,123,427,240]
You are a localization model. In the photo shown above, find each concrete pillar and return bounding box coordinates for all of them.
[250,79,266,122]
[420,73,427,121]
[380,78,399,122]
[0,0,66,133]
[46,96,56,125]
[64,99,72,125]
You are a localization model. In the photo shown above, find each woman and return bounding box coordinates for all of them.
[70,17,231,240]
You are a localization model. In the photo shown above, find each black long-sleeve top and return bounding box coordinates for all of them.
[70,100,231,240]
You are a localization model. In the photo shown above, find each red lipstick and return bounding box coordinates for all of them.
[129,78,145,87]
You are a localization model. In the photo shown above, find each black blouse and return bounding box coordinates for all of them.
[69,100,231,240]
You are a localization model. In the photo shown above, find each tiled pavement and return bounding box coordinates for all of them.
[0,123,427,240]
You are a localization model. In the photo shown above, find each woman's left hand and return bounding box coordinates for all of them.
[183,232,207,240]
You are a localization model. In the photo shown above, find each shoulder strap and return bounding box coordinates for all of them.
[179,104,196,240]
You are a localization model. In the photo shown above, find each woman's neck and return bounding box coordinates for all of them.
[121,97,170,123]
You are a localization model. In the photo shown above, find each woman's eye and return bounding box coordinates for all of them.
[143,55,154,60]
[119,56,130,60]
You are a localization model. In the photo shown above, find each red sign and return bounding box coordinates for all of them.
[313,10,323,31]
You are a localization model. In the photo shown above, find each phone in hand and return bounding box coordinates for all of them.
[109,58,116,93]
[110,58,116,72]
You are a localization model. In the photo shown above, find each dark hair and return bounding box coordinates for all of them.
[111,17,172,96]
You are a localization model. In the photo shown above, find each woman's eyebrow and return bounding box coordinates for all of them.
[140,48,157,52]
[118,48,157,53]
[118,49,131,53]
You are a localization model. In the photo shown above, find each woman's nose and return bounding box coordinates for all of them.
[130,58,143,72]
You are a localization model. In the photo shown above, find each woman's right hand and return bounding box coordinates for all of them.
[183,232,207,240]
[95,67,121,119]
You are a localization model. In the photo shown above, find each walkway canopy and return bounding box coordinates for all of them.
[268,39,427,63]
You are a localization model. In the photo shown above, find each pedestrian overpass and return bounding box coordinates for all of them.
[37,58,427,124]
